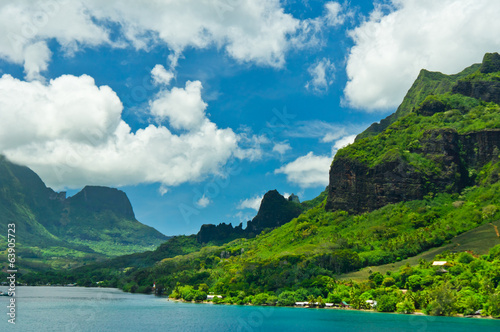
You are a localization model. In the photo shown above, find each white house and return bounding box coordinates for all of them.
[432,261,447,266]
[207,295,223,300]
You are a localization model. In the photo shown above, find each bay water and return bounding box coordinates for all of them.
[1,286,500,331]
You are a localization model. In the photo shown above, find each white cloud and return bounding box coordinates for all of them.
[150,80,207,130]
[305,58,335,93]
[234,211,253,224]
[275,152,331,188]
[237,194,264,211]
[158,185,169,196]
[196,195,211,208]
[23,41,52,81]
[0,70,248,190]
[272,141,291,155]
[0,0,306,80]
[325,2,345,26]
[0,1,110,80]
[275,133,358,189]
[345,0,500,111]
[333,134,356,151]
[286,120,366,144]
[151,64,174,86]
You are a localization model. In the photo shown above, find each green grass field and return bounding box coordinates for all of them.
[339,219,500,281]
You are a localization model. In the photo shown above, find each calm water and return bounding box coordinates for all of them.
[1,286,500,331]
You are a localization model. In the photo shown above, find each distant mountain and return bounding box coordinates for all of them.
[196,190,303,244]
[0,156,168,271]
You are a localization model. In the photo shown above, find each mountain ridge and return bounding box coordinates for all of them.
[0,156,168,271]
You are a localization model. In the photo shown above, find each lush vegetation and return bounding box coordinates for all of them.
[356,63,480,140]
[337,93,500,168]
[169,246,500,318]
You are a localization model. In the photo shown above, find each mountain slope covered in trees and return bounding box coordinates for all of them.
[0,156,168,271]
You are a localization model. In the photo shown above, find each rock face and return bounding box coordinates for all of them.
[326,128,500,214]
[452,53,500,104]
[196,190,303,243]
[452,80,500,104]
[246,190,303,234]
[196,222,245,244]
[68,186,135,219]
[459,129,500,167]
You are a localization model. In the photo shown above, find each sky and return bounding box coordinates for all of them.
[1,0,500,236]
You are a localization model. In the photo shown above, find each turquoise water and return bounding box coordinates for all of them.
[1,286,500,331]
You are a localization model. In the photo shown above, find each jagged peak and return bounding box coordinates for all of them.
[480,52,500,74]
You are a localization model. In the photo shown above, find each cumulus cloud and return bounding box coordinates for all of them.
[151,64,174,86]
[237,194,264,211]
[345,0,500,111]
[0,0,305,80]
[23,41,52,81]
[275,133,358,189]
[0,1,110,80]
[150,80,207,130]
[305,58,335,93]
[275,152,331,188]
[0,69,246,190]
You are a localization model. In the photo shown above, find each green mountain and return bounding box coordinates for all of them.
[21,53,500,317]
[0,156,168,271]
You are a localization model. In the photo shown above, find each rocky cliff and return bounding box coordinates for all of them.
[246,190,303,234]
[196,190,303,244]
[68,186,136,220]
[326,53,500,214]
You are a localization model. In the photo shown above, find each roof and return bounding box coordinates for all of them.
[432,261,447,266]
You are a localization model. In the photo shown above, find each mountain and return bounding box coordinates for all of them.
[196,190,303,244]
[0,156,168,270]
[356,63,480,141]
[326,53,500,214]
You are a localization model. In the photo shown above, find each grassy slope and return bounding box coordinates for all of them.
[340,219,500,282]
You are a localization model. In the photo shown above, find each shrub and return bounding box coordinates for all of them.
[376,294,399,312]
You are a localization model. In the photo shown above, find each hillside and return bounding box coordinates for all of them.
[0,156,168,271]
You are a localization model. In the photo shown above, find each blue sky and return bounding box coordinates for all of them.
[1,0,499,236]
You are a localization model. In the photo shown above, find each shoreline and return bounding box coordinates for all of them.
[166,297,496,320]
